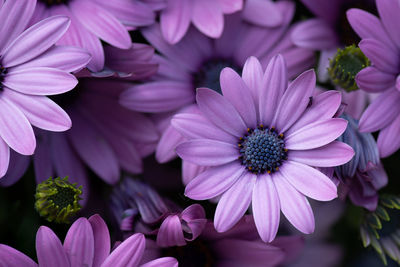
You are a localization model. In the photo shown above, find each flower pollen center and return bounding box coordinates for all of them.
[239,126,287,174]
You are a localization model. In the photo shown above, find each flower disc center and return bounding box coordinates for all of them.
[239,126,287,174]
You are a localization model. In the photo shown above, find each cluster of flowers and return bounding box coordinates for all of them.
[0,0,400,266]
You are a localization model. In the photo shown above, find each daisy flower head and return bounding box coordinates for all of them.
[173,55,355,242]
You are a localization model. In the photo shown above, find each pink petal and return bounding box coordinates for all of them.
[289,141,354,167]
[176,139,238,166]
[252,174,280,242]
[214,173,256,232]
[156,123,184,163]
[88,214,111,267]
[2,16,70,68]
[192,0,224,38]
[3,90,71,132]
[0,244,37,267]
[259,55,288,127]
[273,173,315,234]
[0,97,35,155]
[102,233,145,267]
[285,118,348,150]
[0,0,36,54]
[185,161,244,200]
[4,67,77,95]
[376,0,400,49]
[160,0,191,44]
[157,215,186,247]
[359,88,400,132]
[36,226,69,267]
[377,114,400,158]
[141,257,178,267]
[356,66,395,93]
[63,218,94,267]
[217,0,243,14]
[181,204,207,241]
[242,0,283,27]
[196,88,247,137]
[273,69,316,133]
[220,67,257,128]
[280,161,337,201]
[0,138,10,178]
[291,19,338,49]
[359,38,399,74]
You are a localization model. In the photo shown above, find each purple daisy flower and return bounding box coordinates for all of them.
[0,0,91,178]
[32,0,158,71]
[346,0,400,157]
[172,56,354,242]
[159,0,243,44]
[121,2,316,163]
[0,214,178,267]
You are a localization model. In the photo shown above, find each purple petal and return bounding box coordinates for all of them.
[156,123,184,163]
[220,67,257,128]
[214,173,255,232]
[356,66,395,93]
[301,0,340,23]
[273,69,316,133]
[218,0,243,13]
[347,8,396,51]
[33,130,53,183]
[280,161,337,201]
[36,226,69,267]
[102,233,145,267]
[2,16,70,68]
[0,244,37,267]
[359,39,399,74]
[3,90,71,132]
[157,215,186,247]
[289,141,354,167]
[141,257,178,267]
[88,214,110,267]
[252,174,280,242]
[185,161,244,200]
[359,88,400,132]
[182,161,207,185]
[19,45,91,73]
[196,88,247,137]
[0,0,36,53]
[176,139,238,166]
[285,118,348,150]
[70,1,131,49]
[181,204,207,241]
[0,151,28,186]
[0,138,10,178]
[376,0,400,49]
[291,19,338,49]
[63,218,94,267]
[273,173,315,234]
[0,97,35,155]
[160,0,191,44]
[242,0,283,27]
[120,81,194,113]
[377,114,400,157]
[192,0,224,38]
[241,56,264,113]
[4,67,77,95]
[259,55,288,127]
[287,90,342,135]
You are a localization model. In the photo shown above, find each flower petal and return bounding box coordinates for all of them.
[4,67,77,95]
[160,0,191,44]
[214,173,256,232]
[157,215,186,247]
[36,226,69,267]
[181,204,207,241]
[141,257,178,267]
[0,138,10,178]
[156,123,185,163]
[285,118,348,150]
[376,0,400,49]
[273,173,315,234]
[192,0,224,38]
[218,0,243,14]
[356,66,395,93]
[289,141,354,167]
[89,214,111,267]
[196,88,247,137]
[359,38,399,74]
[242,0,283,27]
[291,19,337,49]
[377,114,400,158]
[102,233,145,267]
[252,174,280,242]
[63,218,94,267]
[241,56,264,113]
[0,244,37,267]
[0,97,35,155]
[2,16,70,68]
[185,161,244,200]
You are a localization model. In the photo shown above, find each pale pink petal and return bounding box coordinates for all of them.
[160,0,191,44]
[192,0,224,38]
[102,233,145,267]
[252,174,280,242]
[214,173,256,232]
[157,215,186,247]
[273,173,315,234]
[185,161,245,200]
[36,226,69,267]
[88,214,111,267]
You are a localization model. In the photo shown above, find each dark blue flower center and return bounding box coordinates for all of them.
[0,67,7,91]
[39,0,69,6]
[239,126,287,174]
[193,58,241,94]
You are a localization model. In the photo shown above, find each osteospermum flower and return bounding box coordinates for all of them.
[0,214,178,267]
[347,0,400,157]
[0,0,90,178]
[173,56,354,242]
[32,0,158,71]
